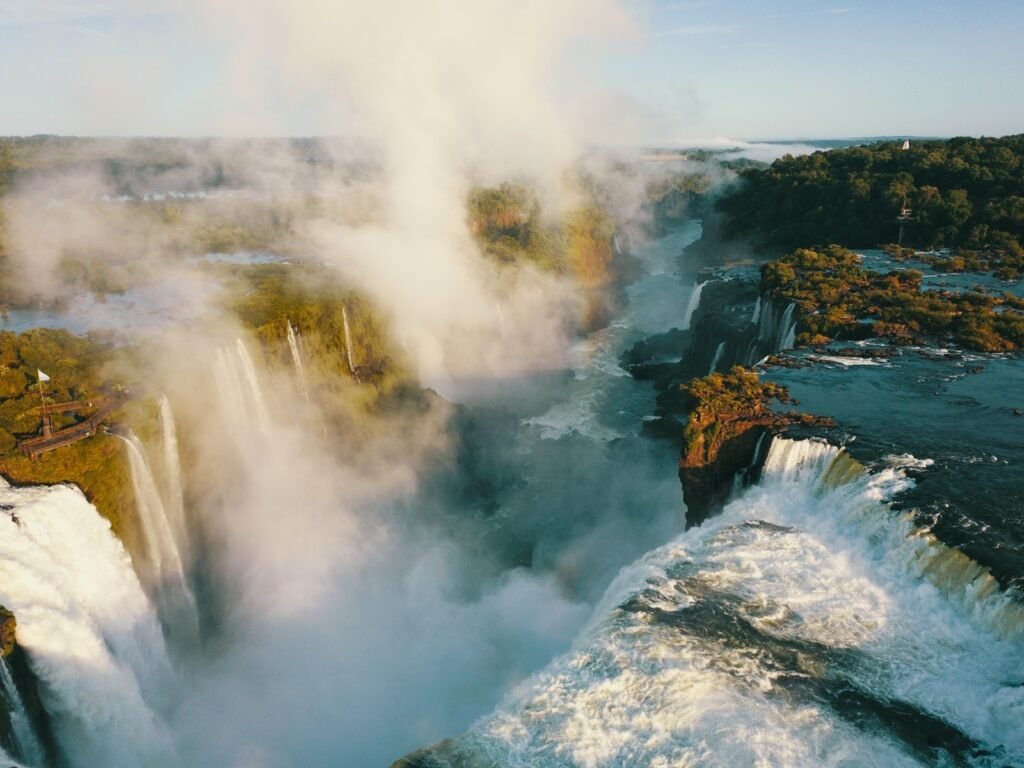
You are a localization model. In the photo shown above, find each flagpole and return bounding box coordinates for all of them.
[37,372,48,438]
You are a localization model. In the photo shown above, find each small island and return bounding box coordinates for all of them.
[678,365,832,524]
[761,245,1024,352]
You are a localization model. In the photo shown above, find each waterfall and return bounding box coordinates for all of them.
[755,297,798,352]
[756,294,774,340]
[234,339,271,433]
[779,302,797,350]
[120,432,198,646]
[157,396,187,558]
[286,320,309,400]
[750,294,761,324]
[681,281,707,331]
[731,430,769,496]
[707,341,725,375]
[459,436,1024,766]
[760,437,1024,636]
[213,340,272,442]
[342,304,359,380]
[0,657,45,767]
[213,347,247,430]
[761,435,842,486]
[613,233,622,255]
[0,479,176,766]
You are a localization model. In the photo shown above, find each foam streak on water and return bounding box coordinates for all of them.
[456,437,1024,767]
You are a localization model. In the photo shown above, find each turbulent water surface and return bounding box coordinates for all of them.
[444,439,1024,767]
[2,224,1023,768]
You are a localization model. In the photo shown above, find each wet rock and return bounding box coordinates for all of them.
[0,608,13,658]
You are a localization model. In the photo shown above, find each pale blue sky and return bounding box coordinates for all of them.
[0,0,1021,140]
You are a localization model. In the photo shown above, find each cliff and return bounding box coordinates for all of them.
[678,367,833,525]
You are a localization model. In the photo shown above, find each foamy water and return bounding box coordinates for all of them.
[452,437,1024,767]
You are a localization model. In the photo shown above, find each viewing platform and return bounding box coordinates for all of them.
[17,398,120,461]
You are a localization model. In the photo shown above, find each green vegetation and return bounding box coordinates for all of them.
[467,183,614,273]
[763,245,1024,352]
[468,183,617,328]
[216,261,413,407]
[719,135,1024,274]
[680,366,801,468]
[0,329,139,544]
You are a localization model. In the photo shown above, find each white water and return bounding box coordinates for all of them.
[780,301,797,349]
[213,339,272,439]
[756,297,798,352]
[120,432,198,646]
[456,436,1024,767]
[810,354,886,367]
[0,658,45,767]
[234,338,272,433]
[0,479,175,768]
[707,340,725,375]
[751,294,761,324]
[158,396,188,558]
[681,280,707,331]
[342,304,358,379]
[286,320,310,400]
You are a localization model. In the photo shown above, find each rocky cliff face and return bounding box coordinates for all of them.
[676,366,832,526]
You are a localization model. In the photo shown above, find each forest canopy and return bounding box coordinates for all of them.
[718,135,1024,258]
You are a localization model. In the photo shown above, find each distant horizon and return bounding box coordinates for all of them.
[3,132,1015,144]
[2,1,1022,140]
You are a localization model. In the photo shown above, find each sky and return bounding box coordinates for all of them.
[0,0,1021,141]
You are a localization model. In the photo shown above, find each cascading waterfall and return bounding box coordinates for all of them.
[756,293,774,341]
[754,296,798,355]
[157,396,187,558]
[286,320,309,400]
[447,435,1024,767]
[234,339,272,433]
[707,341,725,375]
[119,432,198,646]
[750,294,761,324]
[341,304,359,380]
[761,435,842,485]
[0,657,45,767]
[213,346,247,430]
[681,280,707,331]
[0,479,176,767]
[779,301,797,349]
[731,429,768,495]
[213,340,273,442]
[761,436,1024,634]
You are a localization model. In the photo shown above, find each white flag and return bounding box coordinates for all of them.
[37,369,50,383]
